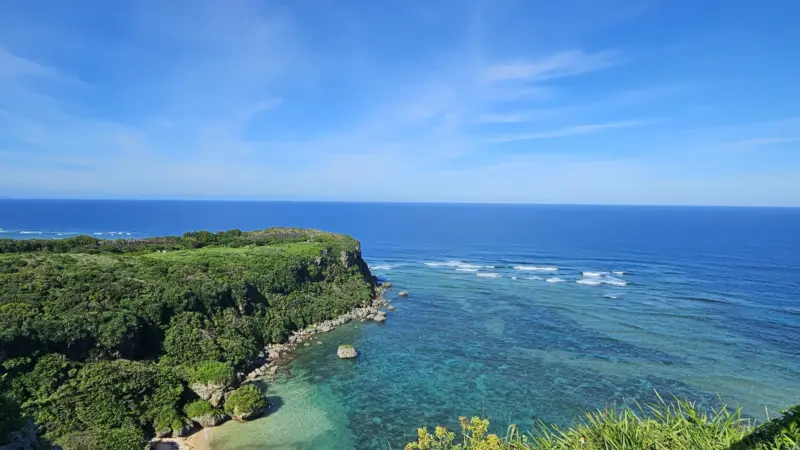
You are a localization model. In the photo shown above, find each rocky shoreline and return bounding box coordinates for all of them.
[244,284,391,380]
[150,283,393,450]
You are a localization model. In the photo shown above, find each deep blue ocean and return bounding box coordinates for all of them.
[2,200,799,449]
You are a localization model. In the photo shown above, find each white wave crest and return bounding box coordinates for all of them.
[603,294,618,299]
[576,275,627,287]
[582,271,606,277]
[370,264,392,270]
[545,277,564,283]
[514,265,558,272]
[20,231,43,234]
[425,260,492,269]
[455,268,479,272]
[511,276,518,280]
[476,272,502,278]
[613,271,625,275]
[528,276,543,280]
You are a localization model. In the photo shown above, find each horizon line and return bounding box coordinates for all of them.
[0,197,798,209]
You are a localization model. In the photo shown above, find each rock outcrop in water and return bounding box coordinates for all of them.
[337,345,357,359]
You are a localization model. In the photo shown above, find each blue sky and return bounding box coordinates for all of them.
[1,0,798,205]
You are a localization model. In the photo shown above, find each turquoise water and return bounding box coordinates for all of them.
[2,201,799,449]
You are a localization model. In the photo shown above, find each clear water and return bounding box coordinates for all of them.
[2,200,799,449]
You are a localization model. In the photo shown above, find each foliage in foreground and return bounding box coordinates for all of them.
[405,399,800,450]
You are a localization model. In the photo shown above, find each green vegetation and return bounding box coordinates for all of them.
[0,394,23,445]
[338,344,354,349]
[405,399,800,450]
[183,400,221,420]
[186,361,236,387]
[0,228,374,445]
[223,384,267,420]
[56,426,146,450]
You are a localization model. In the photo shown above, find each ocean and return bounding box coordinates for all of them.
[2,200,799,449]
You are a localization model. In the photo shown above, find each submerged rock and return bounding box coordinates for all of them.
[387,305,396,310]
[398,291,409,297]
[337,345,357,359]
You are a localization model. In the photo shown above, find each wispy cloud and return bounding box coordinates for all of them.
[475,107,570,124]
[723,137,800,150]
[0,0,798,205]
[489,120,646,143]
[482,50,619,83]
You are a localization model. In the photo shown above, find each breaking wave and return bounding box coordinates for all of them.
[576,273,627,286]
[425,260,492,269]
[545,277,564,283]
[582,271,606,277]
[92,232,133,236]
[514,265,558,272]
[476,272,502,278]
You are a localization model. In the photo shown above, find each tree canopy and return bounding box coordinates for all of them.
[0,228,374,445]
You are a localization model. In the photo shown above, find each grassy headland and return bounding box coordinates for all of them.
[0,228,375,449]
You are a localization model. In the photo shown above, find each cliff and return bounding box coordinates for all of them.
[0,228,375,449]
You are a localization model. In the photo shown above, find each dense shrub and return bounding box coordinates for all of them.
[56,426,146,450]
[184,400,219,419]
[186,361,236,387]
[30,360,184,440]
[224,384,267,420]
[0,394,23,445]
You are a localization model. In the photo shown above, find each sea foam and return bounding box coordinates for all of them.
[514,265,558,272]
[92,231,132,236]
[476,272,502,278]
[576,274,627,286]
[425,260,491,269]
[581,271,606,277]
[545,277,564,283]
[370,264,392,270]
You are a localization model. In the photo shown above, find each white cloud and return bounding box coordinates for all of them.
[489,120,645,143]
[0,1,797,206]
[482,50,619,82]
